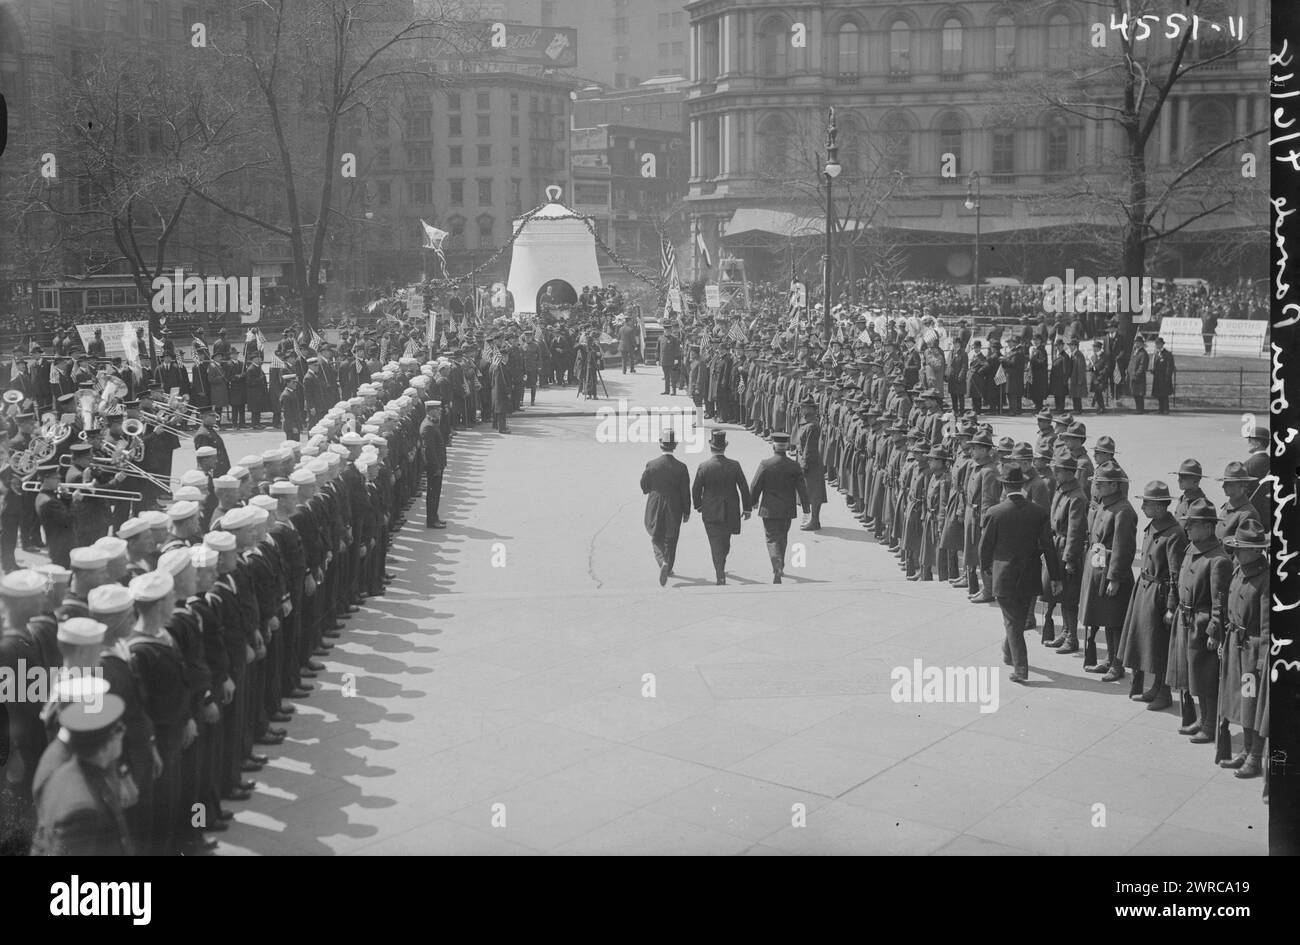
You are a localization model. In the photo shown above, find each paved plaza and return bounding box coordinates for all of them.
[209,373,1267,855]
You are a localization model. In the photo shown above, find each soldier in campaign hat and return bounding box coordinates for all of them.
[1215,520,1268,779]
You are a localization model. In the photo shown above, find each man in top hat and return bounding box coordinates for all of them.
[979,466,1062,683]
[1165,497,1231,746]
[617,316,639,374]
[794,395,826,530]
[749,433,809,584]
[691,429,752,586]
[1116,480,1187,709]
[640,429,691,586]
[1215,520,1268,778]
[1215,461,1262,544]
[420,401,447,529]
[29,693,133,856]
[1242,424,1269,524]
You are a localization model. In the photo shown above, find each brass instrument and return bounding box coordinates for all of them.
[20,480,143,502]
[138,408,190,439]
[8,450,38,477]
[90,455,173,494]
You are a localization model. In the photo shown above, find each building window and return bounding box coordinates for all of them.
[1047,15,1070,62]
[447,93,460,111]
[405,113,430,138]
[446,216,465,249]
[671,41,683,57]
[1046,120,1069,172]
[889,21,911,73]
[992,129,1015,180]
[759,18,787,76]
[405,146,431,166]
[477,144,491,165]
[511,146,520,166]
[477,179,493,204]
[477,214,495,248]
[881,114,911,172]
[476,92,490,110]
[377,181,391,205]
[511,179,522,209]
[376,147,390,169]
[511,115,519,136]
[837,22,860,75]
[757,114,794,174]
[658,13,670,29]
[510,93,519,111]
[938,115,962,176]
[477,114,490,136]
[449,180,463,205]
[995,16,1016,70]
[449,115,461,136]
[449,146,462,166]
[941,18,963,74]
[410,181,433,204]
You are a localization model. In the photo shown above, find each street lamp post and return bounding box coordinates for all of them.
[822,108,841,342]
[965,170,982,308]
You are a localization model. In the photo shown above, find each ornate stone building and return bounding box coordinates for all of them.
[682,0,1268,289]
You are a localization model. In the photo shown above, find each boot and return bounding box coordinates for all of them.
[1145,685,1172,711]
[1219,728,1248,769]
[1128,670,1146,699]
[1236,732,1263,778]
[919,566,934,582]
[1040,612,1055,645]
[969,572,995,604]
[1188,700,1215,743]
[1177,691,1199,732]
[1101,629,1125,681]
[1056,624,1079,653]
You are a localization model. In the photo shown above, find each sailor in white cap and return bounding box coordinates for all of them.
[160,499,203,554]
[125,568,193,856]
[63,546,111,617]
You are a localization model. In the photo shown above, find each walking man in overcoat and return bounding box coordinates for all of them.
[640,429,691,586]
[691,430,751,585]
[749,433,808,584]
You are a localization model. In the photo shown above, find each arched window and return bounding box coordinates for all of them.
[938,114,963,178]
[941,18,963,74]
[889,21,911,74]
[757,113,795,175]
[446,214,466,249]
[992,128,1016,181]
[1045,119,1070,173]
[1047,14,1070,61]
[760,18,787,76]
[881,113,912,173]
[994,16,1016,70]
[477,214,495,248]
[837,22,860,75]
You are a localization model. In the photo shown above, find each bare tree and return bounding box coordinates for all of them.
[189,0,476,329]
[4,45,254,350]
[1017,0,1267,340]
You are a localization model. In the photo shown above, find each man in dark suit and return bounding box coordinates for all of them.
[192,411,231,477]
[691,429,751,585]
[1150,336,1175,414]
[980,467,1063,683]
[749,432,809,584]
[1127,336,1149,413]
[640,429,691,586]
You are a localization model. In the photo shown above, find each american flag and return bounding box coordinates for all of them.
[728,322,747,344]
[661,237,679,286]
[993,364,1008,386]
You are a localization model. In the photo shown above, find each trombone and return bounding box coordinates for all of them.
[137,408,190,439]
[89,456,173,495]
[21,480,144,502]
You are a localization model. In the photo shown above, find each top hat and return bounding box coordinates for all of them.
[709,429,727,451]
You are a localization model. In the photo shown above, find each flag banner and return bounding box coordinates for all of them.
[661,238,679,285]
[696,229,712,269]
[439,331,449,349]
[421,220,449,277]
[728,322,747,345]
[858,329,872,343]
[993,364,1008,386]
